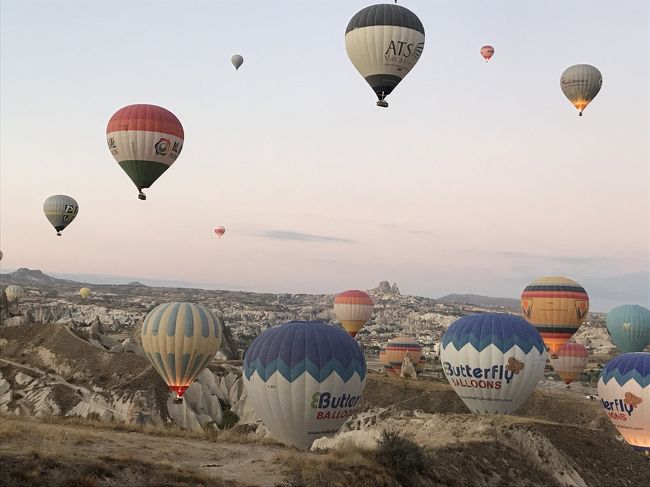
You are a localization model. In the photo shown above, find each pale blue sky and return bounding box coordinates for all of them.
[1,1,648,311]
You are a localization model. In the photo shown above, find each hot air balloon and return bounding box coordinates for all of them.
[606,305,650,353]
[231,54,244,70]
[43,195,79,236]
[214,226,226,239]
[560,64,602,116]
[480,45,494,61]
[521,276,589,356]
[333,290,373,337]
[598,352,650,453]
[441,313,547,414]
[549,342,588,385]
[106,104,184,200]
[380,336,422,376]
[5,285,25,302]
[345,3,425,107]
[243,321,366,450]
[79,287,91,299]
[141,302,223,403]
[0,250,3,261]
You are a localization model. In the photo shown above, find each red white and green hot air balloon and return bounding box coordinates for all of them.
[214,226,226,239]
[333,290,374,337]
[106,104,184,200]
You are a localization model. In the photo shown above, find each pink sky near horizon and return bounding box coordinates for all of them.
[1,1,648,311]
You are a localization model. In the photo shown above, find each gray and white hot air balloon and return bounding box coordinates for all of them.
[560,64,602,116]
[345,3,425,107]
[43,195,79,236]
[231,54,244,71]
[5,285,25,302]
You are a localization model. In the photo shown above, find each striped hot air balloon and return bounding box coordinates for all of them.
[345,3,425,107]
[380,336,422,376]
[441,313,547,414]
[560,64,602,116]
[106,104,184,200]
[243,321,366,450]
[141,302,223,402]
[333,290,373,337]
[549,342,588,384]
[598,353,650,452]
[43,195,79,236]
[521,276,589,355]
[5,285,25,302]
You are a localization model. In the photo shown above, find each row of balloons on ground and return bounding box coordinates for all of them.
[141,302,649,453]
[35,3,603,211]
[3,274,649,355]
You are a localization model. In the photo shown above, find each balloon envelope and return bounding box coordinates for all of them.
[521,276,589,355]
[43,195,79,236]
[333,290,373,337]
[106,104,184,200]
[79,287,91,299]
[549,342,588,384]
[141,302,223,398]
[214,226,226,238]
[606,305,650,353]
[560,64,602,116]
[480,45,494,61]
[231,54,244,70]
[243,321,366,450]
[380,336,422,376]
[598,352,650,452]
[441,313,547,414]
[345,3,425,106]
[5,285,25,302]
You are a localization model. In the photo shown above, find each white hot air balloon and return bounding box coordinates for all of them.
[5,285,26,302]
[243,321,367,450]
[441,313,547,414]
[345,3,425,107]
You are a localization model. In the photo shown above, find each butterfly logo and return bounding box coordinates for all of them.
[506,357,525,375]
[624,392,642,409]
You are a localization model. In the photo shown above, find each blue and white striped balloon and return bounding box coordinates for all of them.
[141,302,223,398]
[244,321,366,450]
[441,313,547,414]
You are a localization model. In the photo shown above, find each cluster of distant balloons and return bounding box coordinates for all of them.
[2,2,642,453]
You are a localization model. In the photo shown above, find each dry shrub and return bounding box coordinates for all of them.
[375,430,429,486]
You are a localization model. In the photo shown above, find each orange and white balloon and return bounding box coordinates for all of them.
[333,290,373,337]
[549,342,588,384]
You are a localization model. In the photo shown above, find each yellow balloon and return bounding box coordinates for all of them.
[79,287,91,299]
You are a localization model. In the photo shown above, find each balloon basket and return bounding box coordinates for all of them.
[173,397,183,404]
[376,100,388,108]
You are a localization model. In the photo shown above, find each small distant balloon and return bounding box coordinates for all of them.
[606,305,650,353]
[480,45,494,61]
[549,342,588,385]
[560,64,602,116]
[5,285,25,302]
[80,287,91,299]
[231,54,244,70]
[214,226,226,239]
[43,195,79,236]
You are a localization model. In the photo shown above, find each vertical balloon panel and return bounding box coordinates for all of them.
[598,353,650,452]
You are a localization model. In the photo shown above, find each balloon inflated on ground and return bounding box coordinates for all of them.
[243,321,366,450]
[345,3,425,108]
[560,64,602,116]
[43,195,79,236]
[141,302,223,402]
[333,290,373,337]
[441,313,547,414]
[549,342,588,385]
[598,353,650,453]
[106,104,184,200]
[380,336,422,376]
[520,276,589,355]
[4,285,25,302]
[606,305,650,353]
